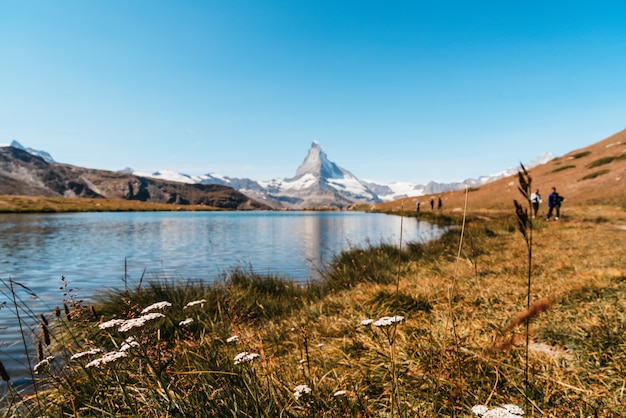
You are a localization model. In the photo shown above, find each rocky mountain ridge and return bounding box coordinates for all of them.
[0,146,270,210]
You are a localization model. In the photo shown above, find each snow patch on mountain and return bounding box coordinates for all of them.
[0,140,55,163]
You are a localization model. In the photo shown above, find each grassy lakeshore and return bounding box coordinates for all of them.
[1,201,626,416]
[0,195,224,213]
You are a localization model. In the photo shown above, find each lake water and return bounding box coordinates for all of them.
[0,211,445,383]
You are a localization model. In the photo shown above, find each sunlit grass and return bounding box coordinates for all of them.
[0,195,222,213]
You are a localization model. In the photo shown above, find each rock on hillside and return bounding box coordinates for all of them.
[0,146,271,210]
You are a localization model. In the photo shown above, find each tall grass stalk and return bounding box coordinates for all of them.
[449,185,470,344]
[391,201,404,417]
[513,163,533,410]
[5,279,42,415]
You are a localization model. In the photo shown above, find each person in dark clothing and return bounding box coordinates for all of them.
[546,187,564,221]
[437,197,442,210]
[430,198,434,210]
[416,200,420,212]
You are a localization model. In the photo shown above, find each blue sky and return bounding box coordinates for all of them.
[1,1,625,184]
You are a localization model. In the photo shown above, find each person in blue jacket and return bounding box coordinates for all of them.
[546,187,564,221]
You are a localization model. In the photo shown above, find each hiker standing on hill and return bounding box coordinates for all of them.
[416,200,420,213]
[530,189,542,218]
[430,198,434,210]
[546,187,564,221]
[437,197,442,210]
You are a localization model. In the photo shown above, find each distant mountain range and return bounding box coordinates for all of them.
[1,139,554,210]
[0,142,270,210]
[134,141,554,209]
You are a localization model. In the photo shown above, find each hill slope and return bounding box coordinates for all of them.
[375,129,626,213]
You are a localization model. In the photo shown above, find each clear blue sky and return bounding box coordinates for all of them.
[1,1,625,184]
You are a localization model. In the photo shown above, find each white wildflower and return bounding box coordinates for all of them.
[233,351,260,365]
[85,351,127,368]
[503,404,524,415]
[140,312,166,321]
[226,335,239,343]
[483,407,516,418]
[293,384,312,400]
[179,318,194,326]
[118,313,165,332]
[360,319,373,326]
[373,315,405,327]
[98,319,125,330]
[184,299,206,309]
[472,404,524,417]
[141,301,172,314]
[333,390,347,397]
[472,405,490,416]
[120,337,140,352]
[118,318,144,332]
[70,348,103,360]
[33,356,55,374]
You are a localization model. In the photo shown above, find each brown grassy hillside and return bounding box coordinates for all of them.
[375,128,626,214]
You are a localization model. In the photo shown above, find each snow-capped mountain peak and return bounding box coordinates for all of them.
[255,142,379,208]
[0,140,56,163]
[294,141,344,180]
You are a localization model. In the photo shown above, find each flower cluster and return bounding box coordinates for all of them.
[141,301,172,314]
[70,348,103,360]
[118,313,165,332]
[360,319,374,326]
[85,351,128,368]
[472,404,524,417]
[373,315,404,327]
[98,319,125,330]
[33,356,55,374]
[184,299,206,309]
[233,351,260,365]
[120,336,140,352]
[179,318,194,326]
[293,384,312,400]
[226,335,239,343]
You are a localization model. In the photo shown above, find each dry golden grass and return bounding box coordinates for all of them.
[0,195,221,212]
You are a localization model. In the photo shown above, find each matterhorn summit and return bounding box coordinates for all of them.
[294,140,344,180]
[260,142,380,209]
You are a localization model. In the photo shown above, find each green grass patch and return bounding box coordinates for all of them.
[551,165,576,173]
[580,169,610,180]
[587,156,616,168]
